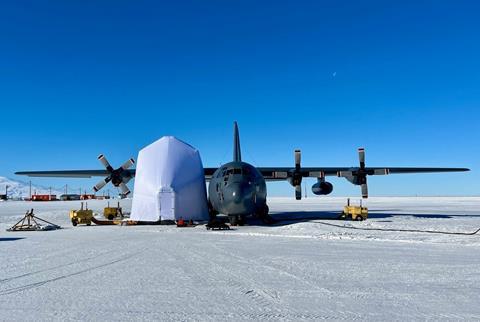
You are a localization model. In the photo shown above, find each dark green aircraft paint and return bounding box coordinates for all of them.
[207,122,269,224]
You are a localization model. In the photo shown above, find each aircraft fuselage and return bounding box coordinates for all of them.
[208,161,267,222]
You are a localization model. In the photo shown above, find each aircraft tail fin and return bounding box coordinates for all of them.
[233,121,242,162]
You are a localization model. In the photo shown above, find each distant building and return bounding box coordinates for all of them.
[95,195,111,200]
[60,194,81,201]
[1,185,8,200]
[31,194,57,201]
[80,194,96,200]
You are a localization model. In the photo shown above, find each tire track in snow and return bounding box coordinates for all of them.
[158,241,275,318]
[159,238,288,319]
[172,236,356,321]
[0,249,117,283]
[0,250,142,296]
[206,245,352,320]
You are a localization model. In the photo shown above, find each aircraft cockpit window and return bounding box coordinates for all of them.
[226,168,242,175]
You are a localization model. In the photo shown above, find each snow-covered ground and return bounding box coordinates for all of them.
[1,197,479,321]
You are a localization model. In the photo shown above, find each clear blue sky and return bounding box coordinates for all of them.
[0,1,478,196]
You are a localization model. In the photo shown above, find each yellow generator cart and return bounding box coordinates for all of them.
[340,199,368,221]
[69,202,93,226]
[103,202,123,220]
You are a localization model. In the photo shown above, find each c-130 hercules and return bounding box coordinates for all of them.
[17,122,469,224]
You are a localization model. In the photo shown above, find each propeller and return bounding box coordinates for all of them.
[290,149,303,200]
[337,148,388,199]
[358,148,368,198]
[93,154,135,197]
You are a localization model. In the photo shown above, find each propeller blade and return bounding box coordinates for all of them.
[295,185,302,200]
[93,177,111,192]
[295,149,301,170]
[121,158,135,170]
[358,148,365,169]
[118,182,131,196]
[98,154,114,172]
[361,183,368,199]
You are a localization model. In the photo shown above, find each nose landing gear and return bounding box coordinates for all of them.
[228,215,246,226]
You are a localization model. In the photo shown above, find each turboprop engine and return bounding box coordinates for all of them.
[311,181,333,195]
[92,154,135,196]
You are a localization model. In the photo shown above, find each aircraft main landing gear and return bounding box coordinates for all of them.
[257,205,274,224]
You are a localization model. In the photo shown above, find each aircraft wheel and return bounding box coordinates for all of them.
[262,215,274,225]
[208,201,218,217]
[255,205,269,218]
[238,216,246,226]
[229,215,238,226]
[209,210,218,221]
[260,205,273,224]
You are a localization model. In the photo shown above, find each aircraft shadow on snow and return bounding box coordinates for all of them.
[0,237,25,242]
[263,211,479,226]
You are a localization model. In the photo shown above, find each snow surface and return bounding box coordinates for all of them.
[1,197,479,321]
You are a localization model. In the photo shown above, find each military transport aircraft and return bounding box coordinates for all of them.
[16,122,469,224]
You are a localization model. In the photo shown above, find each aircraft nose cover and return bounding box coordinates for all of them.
[130,136,209,222]
[228,183,243,204]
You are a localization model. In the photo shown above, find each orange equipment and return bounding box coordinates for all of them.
[177,217,186,227]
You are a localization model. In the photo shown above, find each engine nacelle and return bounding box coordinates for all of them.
[312,181,333,195]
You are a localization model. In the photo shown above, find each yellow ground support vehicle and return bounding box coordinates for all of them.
[69,202,93,226]
[103,202,123,220]
[340,199,368,221]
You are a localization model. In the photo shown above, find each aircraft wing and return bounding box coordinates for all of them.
[375,167,471,174]
[204,168,217,180]
[16,168,220,180]
[258,167,348,181]
[16,167,469,180]
[257,167,470,181]
[15,170,122,178]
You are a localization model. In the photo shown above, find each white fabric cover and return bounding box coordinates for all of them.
[130,136,209,222]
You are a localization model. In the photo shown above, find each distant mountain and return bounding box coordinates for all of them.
[0,177,63,199]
